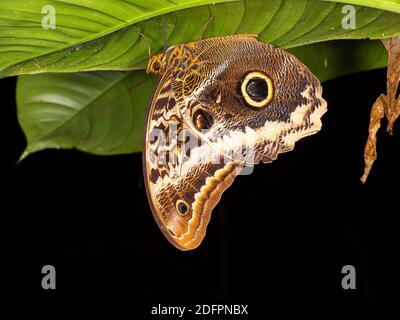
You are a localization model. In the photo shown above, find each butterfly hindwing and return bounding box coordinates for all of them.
[143,66,244,250]
[144,35,327,250]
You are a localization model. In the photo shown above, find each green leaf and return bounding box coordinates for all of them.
[17,71,156,158]
[16,39,388,157]
[1,0,400,77]
[322,0,400,14]
[289,39,387,82]
[11,0,399,157]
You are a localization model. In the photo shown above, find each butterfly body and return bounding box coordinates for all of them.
[143,35,327,250]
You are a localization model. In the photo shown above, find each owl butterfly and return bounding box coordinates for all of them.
[143,35,327,250]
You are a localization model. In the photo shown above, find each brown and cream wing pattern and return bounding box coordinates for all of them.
[143,35,327,251]
[143,64,244,251]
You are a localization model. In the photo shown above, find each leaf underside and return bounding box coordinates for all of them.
[2,0,400,76]
[4,0,399,157]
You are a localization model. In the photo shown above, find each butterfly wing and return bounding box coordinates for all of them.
[144,35,327,251]
[173,35,327,165]
[143,69,244,251]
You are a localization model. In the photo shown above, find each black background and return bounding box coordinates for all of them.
[1,67,399,312]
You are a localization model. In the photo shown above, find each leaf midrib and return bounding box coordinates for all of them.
[4,0,400,75]
[1,0,237,73]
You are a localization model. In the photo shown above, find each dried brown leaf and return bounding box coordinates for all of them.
[382,36,400,133]
[361,36,400,183]
[361,95,386,183]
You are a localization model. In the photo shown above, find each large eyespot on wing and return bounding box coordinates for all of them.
[144,35,328,250]
[240,71,274,108]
